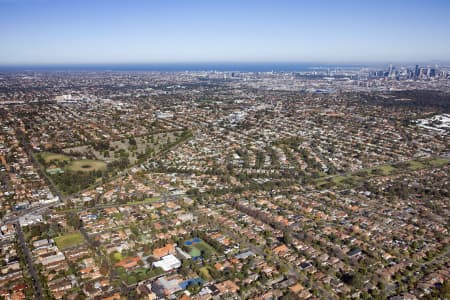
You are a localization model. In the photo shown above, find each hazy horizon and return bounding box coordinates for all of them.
[1,61,449,73]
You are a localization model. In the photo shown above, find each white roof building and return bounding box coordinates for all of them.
[152,254,181,272]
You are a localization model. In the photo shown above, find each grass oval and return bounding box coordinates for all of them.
[67,159,107,172]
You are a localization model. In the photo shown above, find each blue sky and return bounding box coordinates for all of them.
[0,0,449,65]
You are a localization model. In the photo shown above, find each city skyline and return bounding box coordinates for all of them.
[1,0,450,65]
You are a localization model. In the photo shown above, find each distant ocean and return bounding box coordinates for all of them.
[0,63,367,72]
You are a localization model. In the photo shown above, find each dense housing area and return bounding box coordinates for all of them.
[0,69,449,299]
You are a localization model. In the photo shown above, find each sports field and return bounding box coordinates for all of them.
[67,159,107,172]
[184,238,216,258]
[54,232,84,249]
[315,157,449,189]
[40,152,71,163]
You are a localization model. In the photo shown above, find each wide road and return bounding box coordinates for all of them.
[15,221,43,300]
